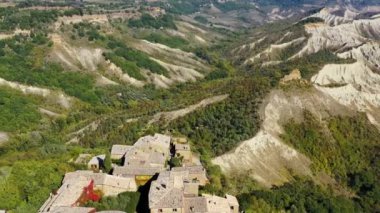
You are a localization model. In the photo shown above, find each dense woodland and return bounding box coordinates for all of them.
[281,112,380,212]
[240,178,360,213]
[169,77,269,156]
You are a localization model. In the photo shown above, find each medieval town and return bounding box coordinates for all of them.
[38,134,239,213]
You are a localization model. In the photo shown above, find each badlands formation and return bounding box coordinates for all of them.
[50,33,209,88]
[213,9,380,186]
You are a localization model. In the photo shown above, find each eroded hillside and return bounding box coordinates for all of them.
[0,1,379,212]
[214,7,380,193]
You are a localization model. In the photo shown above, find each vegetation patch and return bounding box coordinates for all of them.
[0,159,75,212]
[0,87,41,132]
[296,17,325,26]
[252,50,356,86]
[105,37,169,77]
[0,8,82,32]
[104,52,145,80]
[281,111,379,211]
[0,36,101,104]
[128,14,177,30]
[169,77,269,156]
[70,22,105,42]
[239,178,360,212]
[212,0,255,12]
[194,16,208,24]
[143,33,189,49]
[165,0,208,14]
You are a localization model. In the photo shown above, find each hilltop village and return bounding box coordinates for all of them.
[38,134,239,213]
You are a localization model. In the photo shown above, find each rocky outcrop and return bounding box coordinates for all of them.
[312,62,380,93]
[294,9,380,123]
[238,10,380,66]
[279,69,302,84]
[338,42,380,72]
[311,8,356,26]
[293,13,380,58]
[311,41,380,126]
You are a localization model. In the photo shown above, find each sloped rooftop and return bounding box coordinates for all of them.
[149,171,189,209]
[171,166,206,175]
[39,171,137,213]
[148,169,238,212]
[123,133,171,167]
[184,197,208,213]
[111,145,133,156]
[202,194,234,213]
[41,206,95,213]
[113,166,164,176]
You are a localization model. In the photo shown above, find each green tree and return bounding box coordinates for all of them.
[104,151,112,174]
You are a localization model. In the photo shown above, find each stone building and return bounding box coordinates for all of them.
[39,171,137,213]
[149,168,238,213]
[112,134,171,185]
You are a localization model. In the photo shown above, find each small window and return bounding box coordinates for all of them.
[159,209,163,213]
[173,209,177,212]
